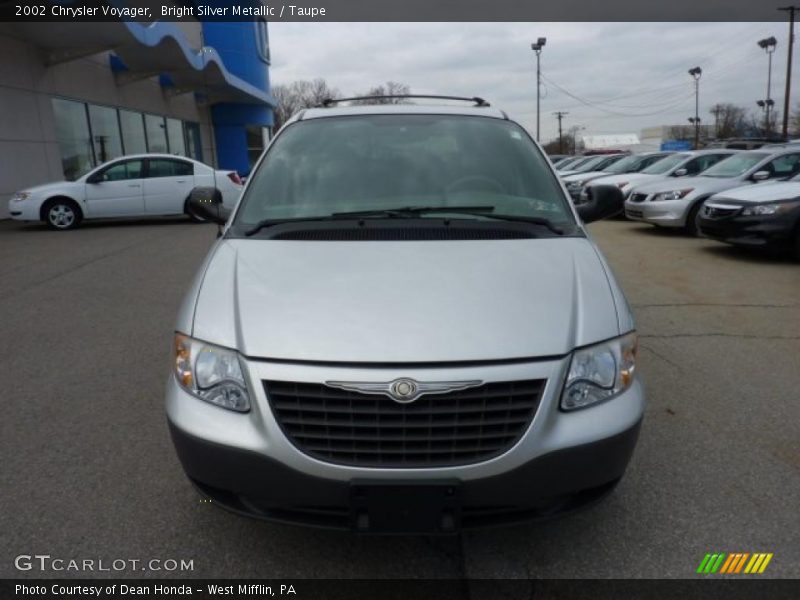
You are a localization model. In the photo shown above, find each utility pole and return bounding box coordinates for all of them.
[688,67,702,149]
[710,104,722,138]
[553,111,568,153]
[531,37,546,142]
[779,6,799,138]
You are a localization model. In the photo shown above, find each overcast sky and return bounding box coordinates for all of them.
[269,22,794,141]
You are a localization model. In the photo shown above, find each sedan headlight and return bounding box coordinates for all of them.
[561,332,638,411]
[12,191,30,201]
[174,333,250,412]
[616,181,629,189]
[741,201,797,216]
[566,181,583,191]
[652,189,694,201]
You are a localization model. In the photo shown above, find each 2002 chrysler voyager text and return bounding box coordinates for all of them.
[166,96,644,533]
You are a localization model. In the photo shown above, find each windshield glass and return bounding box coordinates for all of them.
[571,156,609,172]
[235,114,575,229]
[604,154,644,174]
[701,152,768,178]
[640,153,690,175]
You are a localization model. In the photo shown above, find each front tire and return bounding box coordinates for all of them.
[43,198,82,230]
[684,201,703,237]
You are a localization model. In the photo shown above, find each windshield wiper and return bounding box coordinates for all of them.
[330,205,496,218]
[332,206,565,235]
[245,205,565,237]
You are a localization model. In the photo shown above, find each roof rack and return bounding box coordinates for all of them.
[320,95,490,108]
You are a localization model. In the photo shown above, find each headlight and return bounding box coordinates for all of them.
[174,333,250,412]
[652,189,694,201]
[616,182,629,189]
[566,181,583,191]
[12,191,30,201]
[561,332,638,411]
[741,202,796,216]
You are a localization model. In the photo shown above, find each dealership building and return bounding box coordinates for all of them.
[0,17,275,218]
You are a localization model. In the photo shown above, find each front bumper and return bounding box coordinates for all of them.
[8,198,40,221]
[624,197,690,227]
[166,356,645,532]
[698,210,799,247]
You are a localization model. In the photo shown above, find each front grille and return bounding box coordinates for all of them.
[265,379,545,468]
[703,205,740,219]
[629,193,648,203]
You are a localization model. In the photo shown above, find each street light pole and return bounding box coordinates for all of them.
[779,6,798,138]
[758,37,778,138]
[688,67,702,149]
[531,37,546,142]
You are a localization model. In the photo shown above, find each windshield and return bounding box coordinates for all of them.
[234,114,575,230]
[640,153,690,175]
[701,152,768,178]
[571,155,609,172]
[604,154,645,174]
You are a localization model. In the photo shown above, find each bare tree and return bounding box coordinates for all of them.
[272,78,340,130]
[352,81,412,104]
[708,103,748,139]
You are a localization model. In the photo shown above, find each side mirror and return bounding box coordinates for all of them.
[576,184,624,224]
[86,173,104,184]
[187,187,231,225]
[673,168,688,177]
[752,170,770,181]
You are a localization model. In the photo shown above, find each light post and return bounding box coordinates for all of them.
[778,7,799,138]
[688,67,702,149]
[758,36,778,138]
[531,37,546,142]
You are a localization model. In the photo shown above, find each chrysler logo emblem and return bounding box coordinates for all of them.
[325,378,483,404]
[389,378,418,403]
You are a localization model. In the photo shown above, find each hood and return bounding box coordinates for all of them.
[22,181,77,195]
[712,181,800,203]
[191,237,623,363]
[631,175,745,197]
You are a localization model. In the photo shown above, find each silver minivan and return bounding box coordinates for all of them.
[167,97,644,533]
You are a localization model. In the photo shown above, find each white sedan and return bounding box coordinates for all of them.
[8,154,243,230]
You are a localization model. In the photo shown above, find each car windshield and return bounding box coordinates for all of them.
[701,152,768,178]
[571,156,609,172]
[604,154,647,174]
[234,114,576,231]
[640,153,690,175]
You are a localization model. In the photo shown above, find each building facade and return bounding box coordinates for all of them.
[0,17,274,218]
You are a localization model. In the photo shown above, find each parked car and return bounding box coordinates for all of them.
[554,155,586,171]
[623,148,800,235]
[583,149,739,202]
[548,154,570,165]
[563,151,674,201]
[698,174,800,259]
[8,154,243,230]
[558,153,628,177]
[167,98,643,533]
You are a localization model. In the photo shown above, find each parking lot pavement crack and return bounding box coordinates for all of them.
[0,236,159,302]
[633,302,799,309]
[641,333,800,340]
[639,343,683,370]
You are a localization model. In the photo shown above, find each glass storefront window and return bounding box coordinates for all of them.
[144,114,168,153]
[88,104,123,164]
[184,122,203,161]
[119,110,147,154]
[166,118,186,156]
[52,98,94,180]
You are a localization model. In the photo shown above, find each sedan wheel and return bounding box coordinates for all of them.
[45,201,81,230]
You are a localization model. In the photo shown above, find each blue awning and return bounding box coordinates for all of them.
[0,21,275,106]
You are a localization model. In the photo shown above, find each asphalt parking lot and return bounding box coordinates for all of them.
[1,216,798,581]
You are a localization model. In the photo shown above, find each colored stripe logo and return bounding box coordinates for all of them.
[696,552,773,574]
